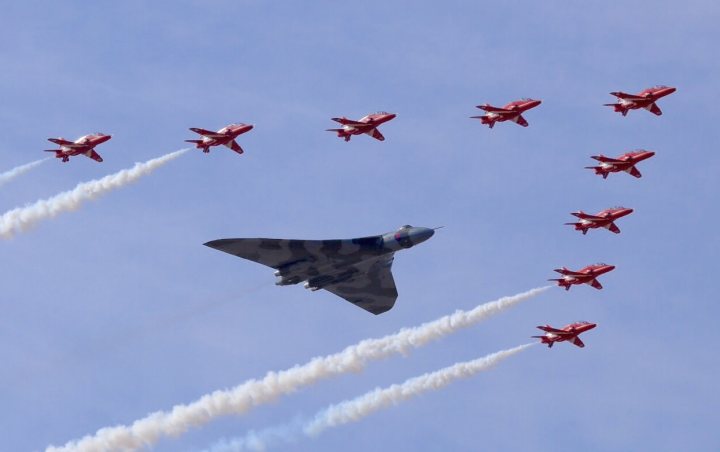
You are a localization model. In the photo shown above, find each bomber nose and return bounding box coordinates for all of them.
[411,227,434,245]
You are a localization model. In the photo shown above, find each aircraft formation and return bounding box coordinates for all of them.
[35,85,676,348]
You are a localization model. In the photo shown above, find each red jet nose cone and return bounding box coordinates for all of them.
[386,113,397,120]
[604,265,616,272]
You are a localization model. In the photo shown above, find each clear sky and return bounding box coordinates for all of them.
[1,1,718,451]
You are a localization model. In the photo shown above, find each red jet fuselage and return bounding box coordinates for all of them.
[549,264,615,291]
[326,112,396,142]
[586,150,655,179]
[533,322,597,348]
[471,99,542,128]
[186,123,254,154]
[605,86,676,116]
[45,133,112,162]
[566,207,634,235]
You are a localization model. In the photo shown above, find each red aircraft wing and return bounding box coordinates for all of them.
[537,325,570,334]
[627,166,642,178]
[589,278,603,290]
[591,155,622,163]
[513,114,529,127]
[190,128,225,138]
[476,104,510,113]
[366,128,385,141]
[86,150,103,162]
[48,138,83,148]
[610,91,644,100]
[571,212,604,220]
[224,140,244,155]
[554,268,584,276]
[607,222,621,234]
[645,102,663,116]
[570,336,585,348]
[331,117,366,126]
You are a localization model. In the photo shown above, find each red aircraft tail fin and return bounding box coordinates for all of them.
[585,166,609,178]
[44,150,69,162]
[531,336,553,347]
[604,103,628,116]
[471,116,495,128]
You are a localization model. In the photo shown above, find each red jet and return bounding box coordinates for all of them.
[565,207,634,235]
[549,263,615,291]
[45,133,111,163]
[586,150,655,179]
[605,85,676,116]
[471,98,542,128]
[533,322,597,348]
[326,112,396,142]
[185,123,253,154]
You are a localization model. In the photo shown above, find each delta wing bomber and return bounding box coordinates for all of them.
[204,225,436,315]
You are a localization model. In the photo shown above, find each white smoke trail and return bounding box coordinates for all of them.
[47,286,550,452]
[0,158,49,187]
[210,344,534,451]
[0,149,188,239]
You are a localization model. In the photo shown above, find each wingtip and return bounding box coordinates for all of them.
[203,239,223,248]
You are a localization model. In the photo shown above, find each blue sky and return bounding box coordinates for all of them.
[1,1,719,450]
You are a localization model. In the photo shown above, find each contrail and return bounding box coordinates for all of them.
[0,158,49,187]
[0,149,188,239]
[210,344,535,451]
[47,286,549,452]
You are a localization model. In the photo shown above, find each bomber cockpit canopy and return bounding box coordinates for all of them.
[398,224,413,230]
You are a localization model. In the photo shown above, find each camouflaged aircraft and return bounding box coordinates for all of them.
[204,225,436,315]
